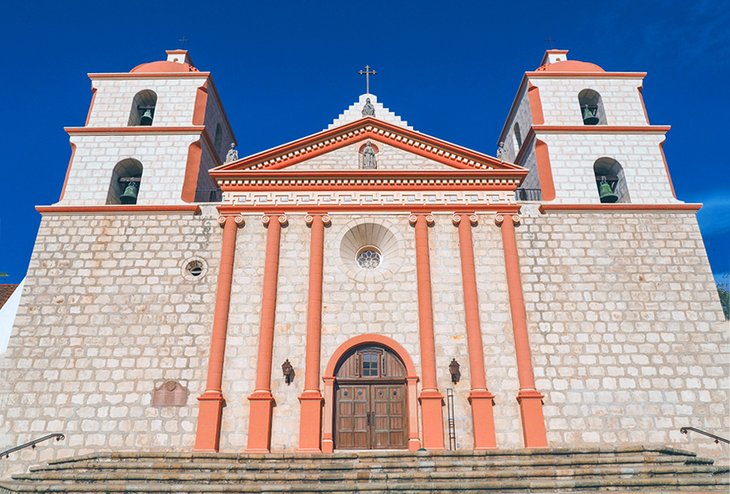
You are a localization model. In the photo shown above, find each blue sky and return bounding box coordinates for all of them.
[1,0,728,284]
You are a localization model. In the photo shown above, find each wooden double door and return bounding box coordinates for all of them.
[334,346,407,450]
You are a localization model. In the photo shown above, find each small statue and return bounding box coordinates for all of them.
[361,142,377,169]
[361,97,375,117]
[497,141,506,161]
[225,142,238,163]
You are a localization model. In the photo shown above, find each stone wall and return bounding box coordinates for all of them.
[1,205,726,475]
[0,207,221,476]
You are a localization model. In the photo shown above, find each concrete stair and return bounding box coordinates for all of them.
[0,445,728,493]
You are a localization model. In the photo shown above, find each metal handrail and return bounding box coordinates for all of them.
[680,427,730,445]
[1,433,65,459]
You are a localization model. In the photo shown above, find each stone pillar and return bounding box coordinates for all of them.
[496,213,548,448]
[298,214,330,452]
[453,213,497,449]
[246,214,286,453]
[194,214,244,452]
[409,213,445,450]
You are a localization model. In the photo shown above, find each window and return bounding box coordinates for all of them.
[361,352,379,377]
[128,90,157,126]
[106,159,143,205]
[578,89,606,125]
[594,157,630,203]
[356,246,382,269]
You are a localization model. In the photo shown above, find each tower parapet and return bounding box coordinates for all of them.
[500,49,677,204]
[58,50,235,206]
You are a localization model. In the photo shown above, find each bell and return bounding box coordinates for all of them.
[120,182,139,204]
[598,179,618,203]
[582,105,599,125]
[139,108,154,126]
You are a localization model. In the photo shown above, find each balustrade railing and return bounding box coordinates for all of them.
[515,188,542,202]
[1,433,65,459]
[680,427,729,445]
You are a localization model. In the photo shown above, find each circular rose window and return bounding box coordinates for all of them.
[356,246,382,269]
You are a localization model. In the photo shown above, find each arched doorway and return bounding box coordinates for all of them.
[334,345,407,449]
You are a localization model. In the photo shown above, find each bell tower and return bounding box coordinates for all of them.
[499,49,677,205]
[58,49,235,206]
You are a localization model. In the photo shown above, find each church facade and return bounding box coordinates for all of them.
[1,49,727,474]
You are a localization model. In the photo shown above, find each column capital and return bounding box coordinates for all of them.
[409,213,434,226]
[261,214,288,226]
[494,213,521,226]
[217,214,245,228]
[452,213,478,226]
[305,214,331,226]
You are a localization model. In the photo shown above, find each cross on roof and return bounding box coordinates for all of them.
[178,36,188,47]
[358,65,377,94]
[545,37,556,49]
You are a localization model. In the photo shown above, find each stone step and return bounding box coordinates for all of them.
[27,454,705,474]
[1,475,729,493]
[9,463,728,483]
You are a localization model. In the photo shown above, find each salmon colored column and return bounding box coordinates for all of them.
[453,214,497,449]
[194,214,244,452]
[409,213,445,450]
[496,213,548,448]
[246,214,286,453]
[298,214,330,452]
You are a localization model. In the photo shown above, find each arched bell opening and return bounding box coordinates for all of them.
[106,159,143,205]
[513,122,523,151]
[578,89,607,125]
[322,334,420,453]
[128,90,157,126]
[594,157,630,203]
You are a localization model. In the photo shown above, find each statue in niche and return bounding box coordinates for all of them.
[225,142,238,163]
[361,142,377,169]
[361,98,375,117]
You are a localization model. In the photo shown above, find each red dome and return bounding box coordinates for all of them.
[130,60,198,73]
[536,60,605,73]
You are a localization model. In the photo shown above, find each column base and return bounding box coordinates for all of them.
[419,390,445,450]
[468,390,497,449]
[297,390,323,452]
[246,390,275,453]
[516,389,548,448]
[194,391,225,452]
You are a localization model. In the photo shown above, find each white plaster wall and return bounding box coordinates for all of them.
[0,279,24,354]
[203,87,235,161]
[87,77,208,128]
[59,134,200,205]
[537,133,677,203]
[530,77,648,126]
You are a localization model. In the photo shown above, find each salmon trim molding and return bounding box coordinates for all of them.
[212,117,525,174]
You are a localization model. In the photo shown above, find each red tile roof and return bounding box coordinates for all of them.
[0,284,19,309]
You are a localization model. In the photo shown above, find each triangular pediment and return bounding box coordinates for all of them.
[213,117,523,176]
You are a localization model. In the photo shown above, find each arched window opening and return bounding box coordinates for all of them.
[578,89,606,125]
[107,159,143,205]
[513,122,522,149]
[359,141,379,169]
[128,90,157,126]
[594,157,630,203]
[214,123,223,155]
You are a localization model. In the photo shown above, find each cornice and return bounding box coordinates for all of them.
[88,72,211,80]
[532,125,670,134]
[65,126,206,136]
[214,117,522,174]
[538,203,700,214]
[36,205,202,215]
